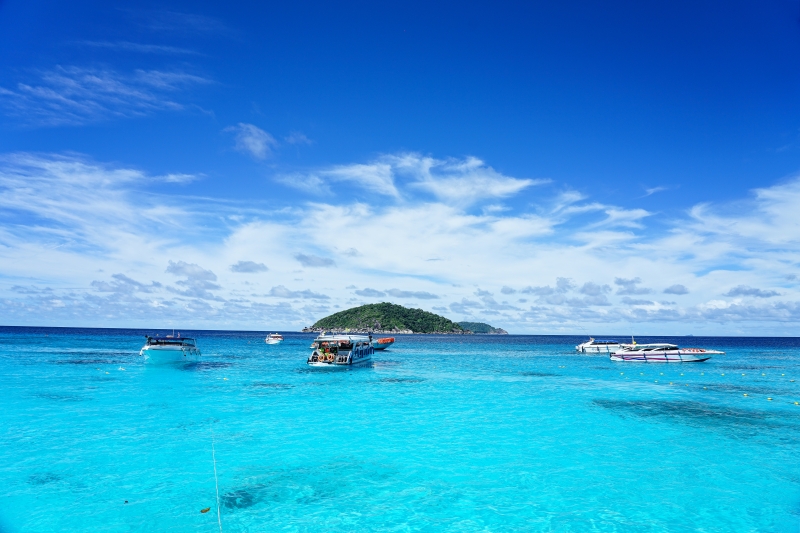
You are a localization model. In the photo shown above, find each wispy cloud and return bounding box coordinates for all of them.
[77,40,199,55]
[0,66,211,126]
[267,285,330,300]
[278,153,546,205]
[285,132,313,145]
[225,123,277,160]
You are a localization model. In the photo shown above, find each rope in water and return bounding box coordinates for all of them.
[211,425,222,533]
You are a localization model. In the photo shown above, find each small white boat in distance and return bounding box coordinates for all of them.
[307,334,373,367]
[140,335,200,364]
[372,337,395,350]
[610,343,723,363]
[265,333,284,345]
[576,337,626,353]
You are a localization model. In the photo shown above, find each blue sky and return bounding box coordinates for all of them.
[1,0,800,334]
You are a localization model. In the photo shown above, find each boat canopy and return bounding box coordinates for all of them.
[313,334,370,343]
[145,336,196,346]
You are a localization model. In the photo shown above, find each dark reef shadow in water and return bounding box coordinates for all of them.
[221,460,398,510]
[28,473,61,485]
[592,399,799,438]
[250,382,294,390]
[52,358,127,366]
[519,371,559,377]
[184,361,233,371]
[34,393,85,402]
[379,377,425,383]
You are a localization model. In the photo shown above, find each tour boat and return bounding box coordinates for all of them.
[307,334,373,367]
[265,333,284,345]
[576,337,626,353]
[140,335,200,364]
[372,337,395,350]
[610,343,723,363]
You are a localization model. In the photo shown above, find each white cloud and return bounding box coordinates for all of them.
[614,277,652,295]
[664,284,689,295]
[3,152,800,334]
[278,153,545,205]
[230,261,268,273]
[225,123,277,160]
[724,285,780,298]
[385,289,439,299]
[295,253,335,268]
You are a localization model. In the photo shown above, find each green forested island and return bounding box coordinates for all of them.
[457,322,509,335]
[304,302,468,334]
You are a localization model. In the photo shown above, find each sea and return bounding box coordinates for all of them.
[1,327,799,532]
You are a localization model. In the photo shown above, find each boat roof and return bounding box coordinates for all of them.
[313,334,370,342]
[627,343,678,349]
[590,339,619,343]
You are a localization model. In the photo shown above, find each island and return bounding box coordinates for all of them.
[302,302,503,334]
[457,321,509,335]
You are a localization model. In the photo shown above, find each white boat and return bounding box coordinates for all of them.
[140,335,200,364]
[576,337,627,353]
[610,343,723,363]
[265,333,284,345]
[307,334,373,367]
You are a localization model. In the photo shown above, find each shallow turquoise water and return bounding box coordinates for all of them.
[1,328,799,532]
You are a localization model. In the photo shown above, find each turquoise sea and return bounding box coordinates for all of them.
[1,327,799,532]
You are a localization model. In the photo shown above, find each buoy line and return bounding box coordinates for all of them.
[211,424,223,533]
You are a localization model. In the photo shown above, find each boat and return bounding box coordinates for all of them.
[140,334,200,364]
[307,334,373,367]
[610,343,723,363]
[372,337,395,350]
[265,333,284,345]
[576,337,627,353]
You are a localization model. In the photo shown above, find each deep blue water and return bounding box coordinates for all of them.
[1,327,799,532]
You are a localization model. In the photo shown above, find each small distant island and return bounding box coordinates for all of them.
[302,302,506,334]
[458,321,508,335]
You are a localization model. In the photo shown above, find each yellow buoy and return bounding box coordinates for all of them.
[721,373,725,376]
[701,372,705,375]
[767,397,773,401]
[762,373,765,376]
[743,394,748,397]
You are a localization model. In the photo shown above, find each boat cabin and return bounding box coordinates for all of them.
[308,334,373,365]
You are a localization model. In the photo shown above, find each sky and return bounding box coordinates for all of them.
[1,0,800,335]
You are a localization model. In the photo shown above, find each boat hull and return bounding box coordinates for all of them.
[372,339,394,350]
[265,339,282,345]
[307,354,373,368]
[610,350,718,363]
[140,346,201,364]
[577,345,622,353]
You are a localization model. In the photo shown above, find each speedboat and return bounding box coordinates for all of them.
[576,337,626,353]
[610,343,723,363]
[265,333,284,345]
[307,334,373,367]
[140,335,200,364]
[372,337,395,350]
